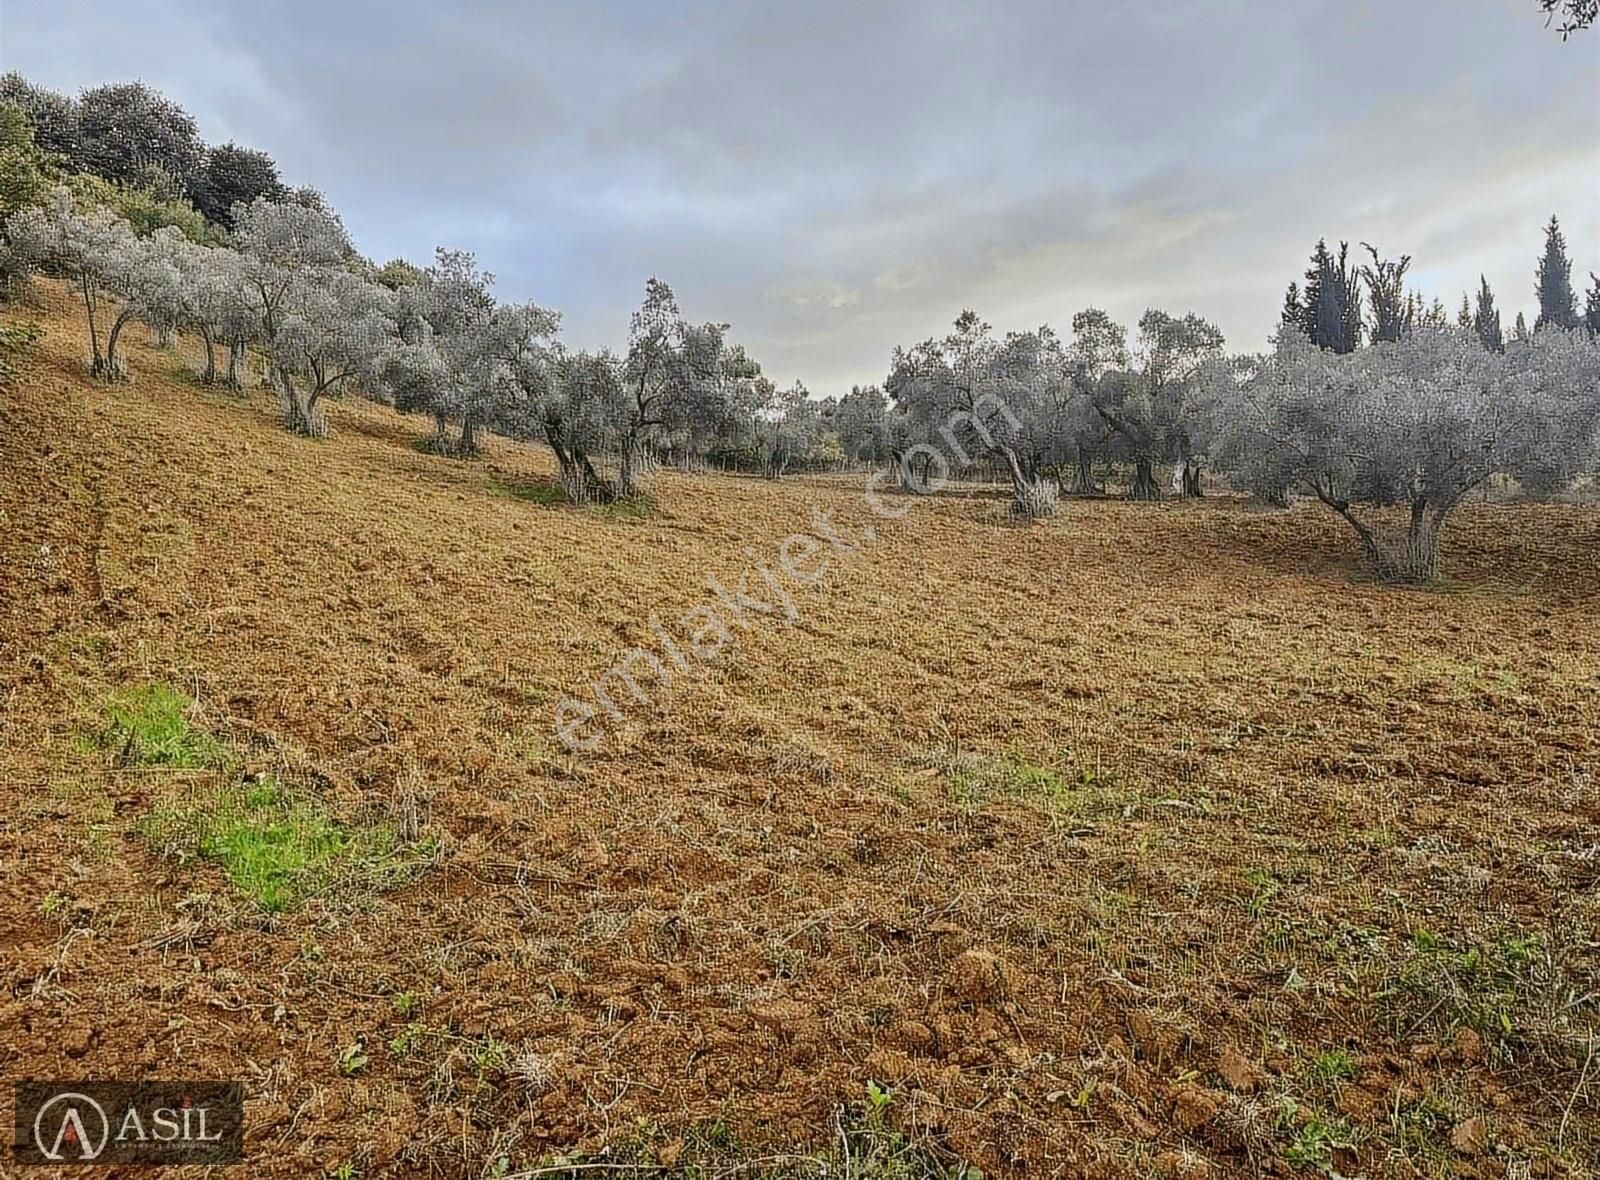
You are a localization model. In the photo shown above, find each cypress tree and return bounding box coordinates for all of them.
[1535,214,1578,330]
[1360,243,1410,344]
[1512,311,1531,344]
[1457,294,1473,330]
[1473,276,1504,353]
[1334,241,1363,353]
[1300,240,1333,343]
[1313,269,1343,350]
[1281,282,1303,333]
[1585,273,1600,337]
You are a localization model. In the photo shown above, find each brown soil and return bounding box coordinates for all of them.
[2,282,1598,1177]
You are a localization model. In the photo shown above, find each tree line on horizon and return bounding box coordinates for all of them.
[1,70,1599,587]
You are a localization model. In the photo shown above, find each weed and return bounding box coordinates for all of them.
[1376,925,1558,1044]
[468,1033,510,1075]
[388,1022,431,1059]
[336,1041,369,1076]
[392,991,421,1018]
[100,684,228,768]
[142,776,432,912]
[587,495,654,521]
[39,890,69,922]
[1244,868,1281,919]
[1311,1047,1355,1083]
[1284,1112,1353,1171]
[0,319,40,387]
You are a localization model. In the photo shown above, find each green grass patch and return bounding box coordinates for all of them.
[1284,1112,1354,1171]
[1311,1047,1356,1083]
[486,475,566,506]
[586,494,654,521]
[940,749,1130,818]
[100,684,229,768]
[1372,925,1569,1047]
[142,777,437,912]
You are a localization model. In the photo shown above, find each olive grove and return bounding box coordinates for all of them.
[3,65,1600,590]
[1212,327,1600,581]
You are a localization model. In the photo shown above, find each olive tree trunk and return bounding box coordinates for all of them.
[198,326,218,385]
[95,307,137,382]
[279,369,327,437]
[1329,496,1449,584]
[1128,454,1160,501]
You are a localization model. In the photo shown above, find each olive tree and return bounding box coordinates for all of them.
[6,187,140,378]
[1221,327,1600,581]
[176,244,255,387]
[1091,309,1226,499]
[733,379,826,478]
[886,310,1067,518]
[517,346,629,503]
[99,225,187,378]
[619,278,759,497]
[1055,309,1129,495]
[412,249,559,456]
[232,197,378,434]
[270,268,396,435]
[834,384,893,466]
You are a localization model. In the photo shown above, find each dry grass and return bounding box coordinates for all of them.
[2,282,1598,1178]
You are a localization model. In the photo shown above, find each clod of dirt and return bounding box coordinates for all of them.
[1170,1083,1227,1134]
[576,838,610,871]
[865,1046,915,1082]
[1153,1149,1213,1180]
[947,948,1018,1003]
[1451,1116,1489,1156]
[748,998,816,1039]
[1453,1026,1485,1064]
[1216,1044,1263,1093]
[891,1019,937,1053]
[1128,1009,1182,1066]
[1335,1085,1379,1121]
[61,1023,94,1058]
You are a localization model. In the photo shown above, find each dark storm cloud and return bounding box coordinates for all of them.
[3,0,1595,387]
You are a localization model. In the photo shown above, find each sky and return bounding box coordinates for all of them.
[3,0,1596,391]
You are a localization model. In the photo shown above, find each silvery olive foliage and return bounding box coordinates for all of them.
[6,187,138,377]
[619,277,762,497]
[175,243,254,387]
[833,384,894,467]
[1088,309,1228,500]
[100,224,187,379]
[390,248,559,457]
[231,196,389,435]
[886,310,1067,518]
[727,378,828,479]
[518,345,629,504]
[1214,326,1600,581]
[882,305,1230,515]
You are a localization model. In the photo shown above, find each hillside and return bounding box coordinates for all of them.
[2,283,1598,1177]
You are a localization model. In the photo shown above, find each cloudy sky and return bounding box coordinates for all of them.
[5,0,1596,389]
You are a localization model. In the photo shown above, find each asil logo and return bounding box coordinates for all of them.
[33,1092,110,1161]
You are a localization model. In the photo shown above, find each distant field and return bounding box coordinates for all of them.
[3,284,1597,1178]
